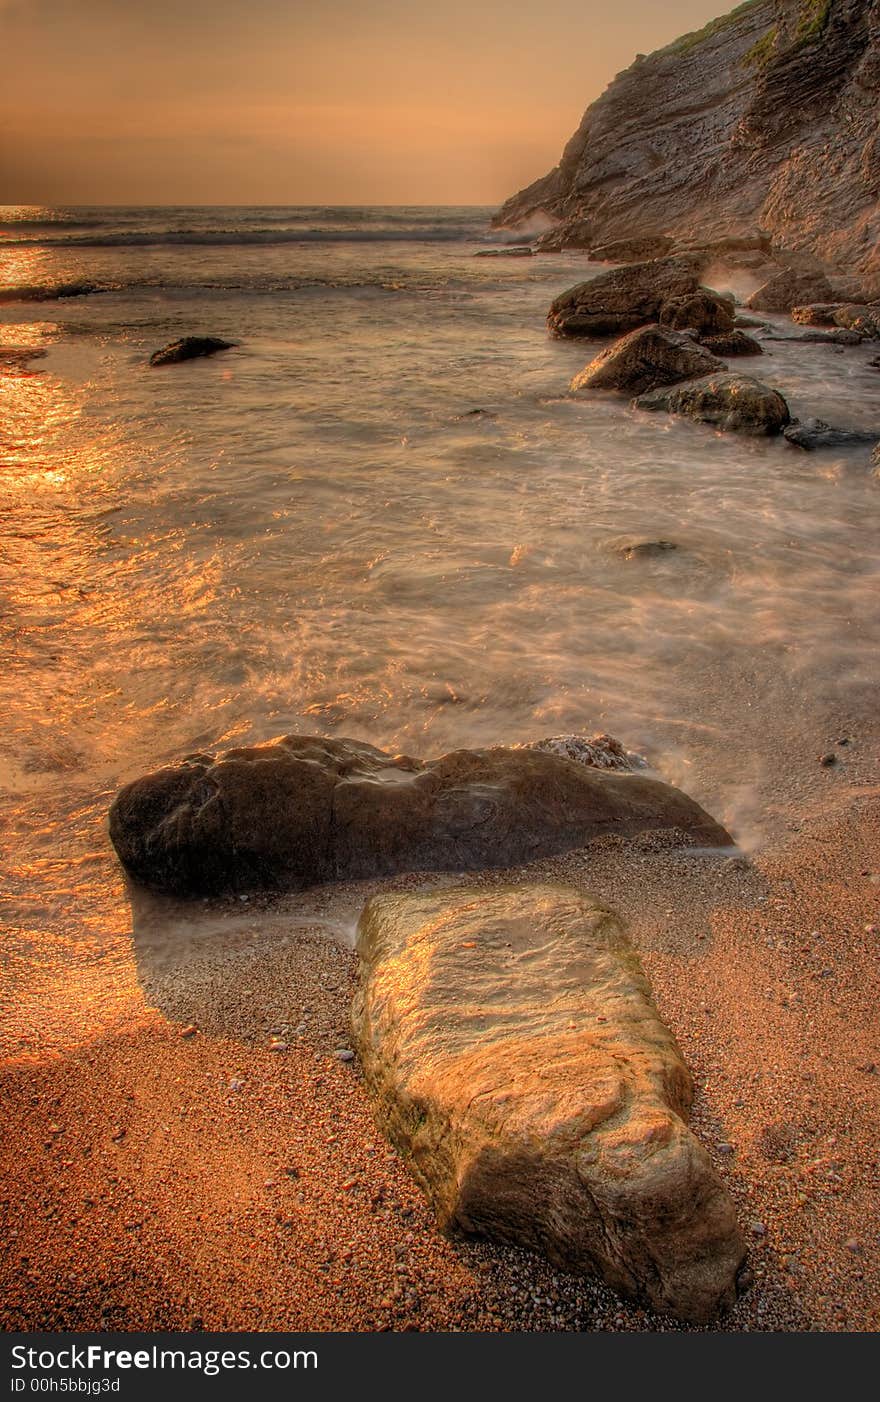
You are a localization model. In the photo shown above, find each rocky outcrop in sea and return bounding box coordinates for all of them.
[494,0,880,292]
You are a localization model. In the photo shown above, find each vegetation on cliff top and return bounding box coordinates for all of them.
[743,24,779,69]
[670,0,832,65]
[667,0,764,57]
[796,0,832,43]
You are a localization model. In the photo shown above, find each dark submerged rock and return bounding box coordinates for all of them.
[771,327,865,345]
[474,246,533,258]
[0,347,49,367]
[619,540,679,560]
[149,336,237,367]
[783,419,880,451]
[108,734,732,897]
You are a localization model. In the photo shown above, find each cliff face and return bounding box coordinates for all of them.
[495,0,880,289]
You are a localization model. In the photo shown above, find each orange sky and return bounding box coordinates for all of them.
[1,1,731,205]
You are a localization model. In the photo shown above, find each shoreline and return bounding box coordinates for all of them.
[2,199,879,1334]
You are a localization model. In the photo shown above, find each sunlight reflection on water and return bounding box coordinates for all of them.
[2,213,879,1056]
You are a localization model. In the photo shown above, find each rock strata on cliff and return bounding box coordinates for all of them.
[352,884,746,1322]
[495,0,880,292]
[108,734,731,896]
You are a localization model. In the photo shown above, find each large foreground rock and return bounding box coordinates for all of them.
[353,884,746,1322]
[547,257,701,338]
[108,735,732,896]
[635,373,790,435]
[570,325,724,396]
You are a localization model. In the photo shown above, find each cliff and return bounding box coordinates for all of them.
[494,0,880,289]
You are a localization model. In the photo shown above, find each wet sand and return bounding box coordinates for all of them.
[2,787,878,1333]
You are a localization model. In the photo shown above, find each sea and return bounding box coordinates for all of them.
[1,205,879,1057]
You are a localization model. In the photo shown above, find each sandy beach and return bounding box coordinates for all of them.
[3,767,878,1332]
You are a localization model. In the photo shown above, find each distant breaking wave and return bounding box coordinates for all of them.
[0,227,491,248]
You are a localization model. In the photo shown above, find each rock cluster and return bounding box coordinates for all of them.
[558,264,794,434]
[522,732,647,771]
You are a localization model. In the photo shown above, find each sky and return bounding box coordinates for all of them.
[1,0,733,206]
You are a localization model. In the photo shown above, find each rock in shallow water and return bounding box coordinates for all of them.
[548,257,702,338]
[659,289,735,337]
[149,336,237,367]
[352,883,746,1322]
[634,373,790,436]
[570,325,724,396]
[618,539,679,560]
[108,735,731,896]
[699,330,763,357]
[783,419,880,451]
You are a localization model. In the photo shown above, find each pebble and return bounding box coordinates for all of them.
[180,1025,198,1039]
[334,1048,355,1063]
[818,754,837,768]
[267,1038,289,1053]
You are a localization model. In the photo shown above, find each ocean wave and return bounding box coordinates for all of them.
[1,227,491,249]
